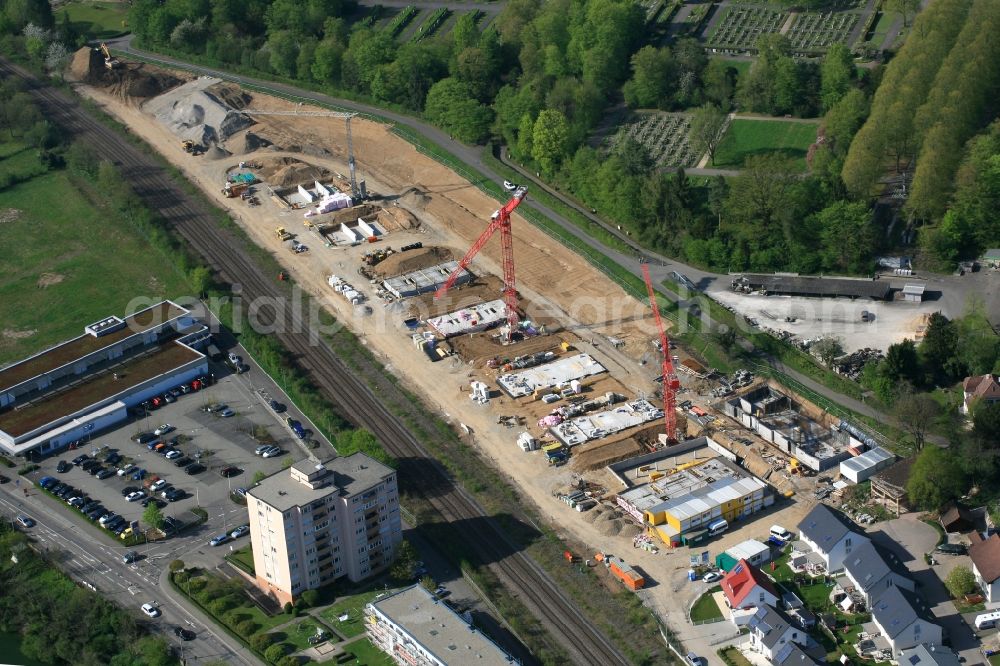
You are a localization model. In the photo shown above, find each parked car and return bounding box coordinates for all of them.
[141,603,160,618]
[233,487,248,499]
[218,408,235,418]
[268,400,286,413]
[227,352,241,365]
[255,445,273,456]
[685,653,703,666]
[99,512,118,526]
[141,497,166,509]
[146,440,162,451]
[703,571,723,583]
[56,460,71,473]
[219,466,241,478]
[121,486,140,497]
[118,463,135,477]
[38,476,57,489]
[86,507,106,521]
[15,515,35,528]
[174,456,193,468]
[149,479,168,492]
[154,424,174,436]
[125,491,145,502]
[122,551,140,564]
[133,433,156,444]
[68,497,87,508]
[104,451,122,465]
[162,488,183,502]
[178,384,192,394]
[503,180,518,191]
[174,627,195,641]
[80,460,99,472]
[162,393,176,404]
[230,525,250,539]
[165,450,183,460]
[936,543,967,555]
[88,465,105,476]
[209,534,230,547]
[96,469,115,480]
[71,454,89,466]
[131,468,147,481]
[261,446,281,458]
[185,463,205,475]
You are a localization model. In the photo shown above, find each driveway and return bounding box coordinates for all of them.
[868,515,983,663]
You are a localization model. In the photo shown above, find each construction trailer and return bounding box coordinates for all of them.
[607,556,645,591]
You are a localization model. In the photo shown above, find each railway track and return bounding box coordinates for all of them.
[0,60,630,666]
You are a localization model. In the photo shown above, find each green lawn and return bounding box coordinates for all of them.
[719,646,753,666]
[320,589,390,639]
[55,1,130,40]
[277,618,328,652]
[341,637,394,666]
[226,545,256,575]
[690,588,723,622]
[713,119,819,170]
[0,158,190,365]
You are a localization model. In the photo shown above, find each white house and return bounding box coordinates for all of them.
[969,532,1000,603]
[797,504,869,572]
[721,559,779,626]
[962,373,1000,415]
[871,586,942,656]
[747,605,808,661]
[843,540,915,606]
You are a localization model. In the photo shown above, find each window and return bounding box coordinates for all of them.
[845,538,852,547]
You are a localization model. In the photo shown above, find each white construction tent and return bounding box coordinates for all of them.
[839,446,895,483]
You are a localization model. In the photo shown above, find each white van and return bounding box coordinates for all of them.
[770,525,793,541]
[708,519,729,537]
[975,611,1000,630]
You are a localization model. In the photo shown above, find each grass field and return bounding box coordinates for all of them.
[0,148,190,365]
[55,1,130,40]
[319,589,391,639]
[690,589,723,622]
[339,637,394,665]
[713,119,818,170]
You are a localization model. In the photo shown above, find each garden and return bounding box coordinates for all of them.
[786,11,861,53]
[690,586,724,623]
[607,112,698,169]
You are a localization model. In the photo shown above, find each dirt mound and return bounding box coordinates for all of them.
[599,519,625,536]
[620,524,642,539]
[571,438,643,471]
[210,84,251,110]
[69,46,104,82]
[144,77,252,145]
[374,246,453,279]
[241,131,272,153]
[398,186,430,210]
[204,144,231,160]
[256,156,331,187]
[377,206,419,231]
[582,507,606,523]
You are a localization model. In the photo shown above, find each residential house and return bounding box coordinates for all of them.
[897,644,961,666]
[969,532,1000,603]
[797,504,869,572]
[961,373,1000,415]
[747,605,808,661]
[939,502,975,533]
[870,586,942,656]
[843,541,915,606]
[773,642,821,666]
[721,559,779,626]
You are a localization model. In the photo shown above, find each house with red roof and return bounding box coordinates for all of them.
[721,559,779,626]
[969,532,1000,602]
[962,374,1000,415]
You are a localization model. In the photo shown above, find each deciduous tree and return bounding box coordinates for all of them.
[906,444,966,511]
[531,109,570,175]
[689,103,727,166]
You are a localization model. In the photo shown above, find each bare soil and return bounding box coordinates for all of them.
[372,245,453,279]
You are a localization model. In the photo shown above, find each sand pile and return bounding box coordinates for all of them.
[583,508,604,523]
[374,246,453,279]
[378,206,419,231]
[69,46,103,82]
[241,131,272,152]
[599,519,625,536]
[571,438,643,471]
[398,186,430,210]
[620,524,642,539]
[144,77,252,146]
[256,156,331,187]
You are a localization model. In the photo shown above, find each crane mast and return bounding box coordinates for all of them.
[642,264,680,444]
[435,187,528,339]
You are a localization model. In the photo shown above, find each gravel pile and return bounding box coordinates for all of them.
[144,78,252,146]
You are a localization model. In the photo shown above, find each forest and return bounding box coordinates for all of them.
[1,0,998,273]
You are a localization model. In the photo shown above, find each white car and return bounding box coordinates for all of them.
[703,571,723,584]
[141,603,161,618]
[154,424,174,436]
[165,450,183,460]
[117,463,135,477]
[254,445,272,456]
[228,352,241,364]
[503,180,517,191]
[149,479,167,492]
[261,446,281,458]
[230,525,250,539]
[125,491,145,502]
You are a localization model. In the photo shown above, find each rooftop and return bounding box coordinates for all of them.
[427,299,507,338]
[727,539,770,561]
[620,456,748,506]
[970,532,1000,583]
[496,353,606,398]
[747,605,796,650]
[843,541,909,599]
[723,559,777,608]
[0,301,185,391]
[249,453,395,511]
[0,341,201,437]
[898,644,960,666]
[841,446,895,476]
[797,504,865,552]
[902,284,926,296]
[871,586,936,639]
[736,274,892,299]
[369,585,517,666]
[549,399,662,447]
[381,260,471,297]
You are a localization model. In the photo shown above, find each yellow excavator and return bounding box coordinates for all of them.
[100,43,121,70]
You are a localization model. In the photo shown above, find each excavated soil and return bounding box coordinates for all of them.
[372,246,453,279]
[256,156,332,187]
[69,47,182,98]
[570,438,644,471]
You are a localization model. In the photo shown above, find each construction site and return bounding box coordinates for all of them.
[66,47,881,638]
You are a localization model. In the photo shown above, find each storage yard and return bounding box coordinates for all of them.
[67,55,889,650]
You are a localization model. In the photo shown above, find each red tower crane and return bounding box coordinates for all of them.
[435,186,529,337]
[642,264,680,444]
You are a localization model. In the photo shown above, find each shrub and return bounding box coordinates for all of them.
[277,656,300,666]
[250,633,274,653]
[945,565,977,599]
[225,610,249,627]
[299,589,319,608]
[188,577,207,594]
[209,597,234,616]
[264,643,287,663]
[236,619,259,637]
[18,464,39,475]
[283,601,293,614]
[169,559,185,572]
[174,571,190,585]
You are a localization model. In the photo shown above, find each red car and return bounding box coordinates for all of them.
[151,396,164,408]
[191,380,203,391]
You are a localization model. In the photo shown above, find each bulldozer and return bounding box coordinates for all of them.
[275,227,292,241]
[181,140,203,156]
[100,43,121,70]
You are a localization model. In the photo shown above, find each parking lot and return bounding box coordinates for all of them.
[29,358,326,546]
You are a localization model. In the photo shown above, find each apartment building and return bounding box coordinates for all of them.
[247,453,402,606]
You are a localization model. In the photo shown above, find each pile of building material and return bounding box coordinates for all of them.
[833,348,884,380]
[327,276,365,304]
[145,78,252,146]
